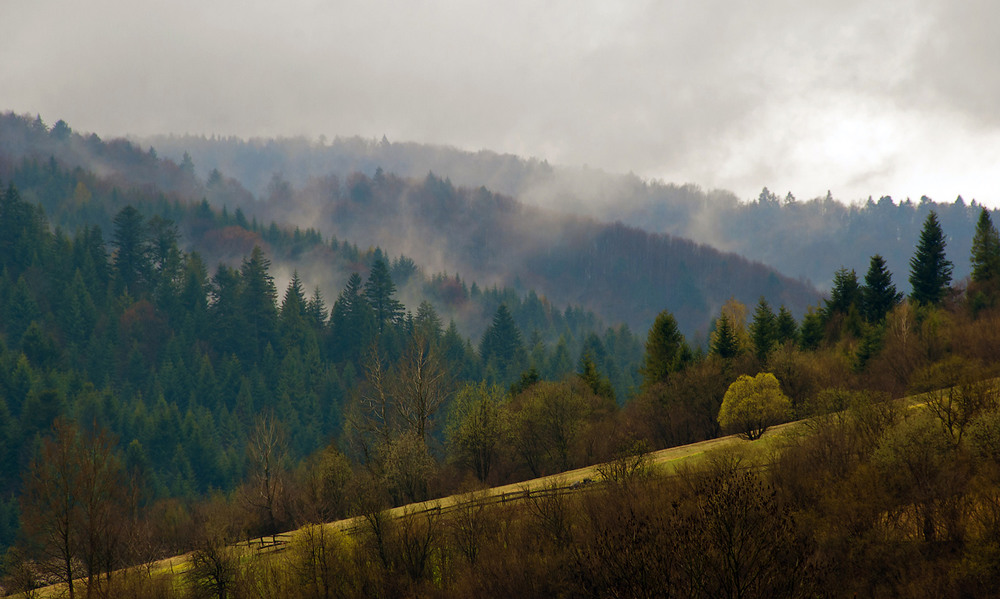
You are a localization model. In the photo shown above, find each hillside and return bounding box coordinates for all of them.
[20,384,1000,599]
[145,133,994,291]
[255,169,820,336]
[2,114,822,337]
[5,112,1000,598]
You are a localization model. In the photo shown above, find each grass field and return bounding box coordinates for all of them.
[24,396,932,598]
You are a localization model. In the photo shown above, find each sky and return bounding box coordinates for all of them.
[4,0,1000,206]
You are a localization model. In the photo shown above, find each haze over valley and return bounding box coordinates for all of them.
[4,2,1000,597]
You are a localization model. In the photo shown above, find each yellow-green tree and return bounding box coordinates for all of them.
[717,372,792,440]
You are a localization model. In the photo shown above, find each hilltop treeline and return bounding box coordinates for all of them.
[145,130,997,291]
[4,113,1000,597]
[0,176,646,547]
[2,113,821,337]
[4,188,1000,597]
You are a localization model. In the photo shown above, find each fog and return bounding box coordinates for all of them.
[4,0,1000,207]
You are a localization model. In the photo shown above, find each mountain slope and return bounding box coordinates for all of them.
[2,113,820,336]
[145,132,993,292]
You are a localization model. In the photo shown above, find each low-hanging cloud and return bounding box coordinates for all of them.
[3,0,999,206]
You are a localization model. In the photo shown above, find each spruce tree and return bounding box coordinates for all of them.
[825,268,861,317]
[479,304,527,382]
[365,258,404,334]
[909,211,953,305]
[239,246,279,362]
[775,306,797,345]
[111,205,151,296]
[970,207,1000,286]
[711,313,740,359]
[861,254,902,323]
[642,310,687,387]
[749,297,777,362]
[329,272,374,361]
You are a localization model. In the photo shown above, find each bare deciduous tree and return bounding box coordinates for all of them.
[242,414,290,541]
[19,419,128,599]
[394,335,450,444]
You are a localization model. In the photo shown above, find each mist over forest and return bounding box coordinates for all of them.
[6,111,1000,598]
[1,115,819,339]
[7,1,1000,594]
[145,133,995,293]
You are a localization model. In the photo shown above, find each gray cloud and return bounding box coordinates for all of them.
[3,0,999,206]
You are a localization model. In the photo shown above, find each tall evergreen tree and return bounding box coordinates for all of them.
[825,267,861,318]
[305,287,328,332]
[861,254,902,323]
[239,246,278,362]
[364,258,404,334]
[329,272,375,361]
[209,265,242,356]
[0,184,47,274]
[710,313,740,359]
[413,300,444,344]
[279,271,309,349]
[970,208,1000,286]
[799,307,825,351]
[111,205,150,296]
[641,310,688,387]
[909,211,953,305]
[749,297,777,362]
[775,306,797,345]
[479,304,527,382]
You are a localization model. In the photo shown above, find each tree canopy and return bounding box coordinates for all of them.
[909,211,953,305]
[717,372,792,440]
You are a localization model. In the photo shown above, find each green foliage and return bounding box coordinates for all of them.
[861,254,902,323]
[717,372,792,440]
[775,305,797,345]
[909,210,953,306]
[970,207,1000,285]
[479,304,527,384]
[710,313,740,359]
[825,267,861,318]
[365,258,404,334]
[749,297,777,362]
[641,309,688,387]
[578,353,615,403]
[446,382,510,482]
[112,204,152,296]
[239,246,279,363]
[798,306,825,350]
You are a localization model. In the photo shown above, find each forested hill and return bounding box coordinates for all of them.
[2,113,820,337]
[145,132,995,291]
[255,170,819,336]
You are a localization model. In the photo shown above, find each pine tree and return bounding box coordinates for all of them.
[970,207,1000,286]
[775,306,797,345]
[239,246,279,362]
[579,353,615,402]
[365,258,404,334]
[305,287,327,331]
[861,254,902,323]
[279,271,309,350]
[749,297,777,362]
[413,300,443,344]
[641,310,688,386]
[909,211,953,305]
[479,304,527,382]
[825,268,861,317]
[799,307,825,350]
[711,313,740,359]
[111,205,151,296]
[329,272,375,362]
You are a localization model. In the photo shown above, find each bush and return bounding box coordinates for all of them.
[717,372,792,440]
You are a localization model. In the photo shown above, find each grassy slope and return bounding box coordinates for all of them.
[30,393,936,597]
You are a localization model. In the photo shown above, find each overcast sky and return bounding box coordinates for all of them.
[4,0,1000,206]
